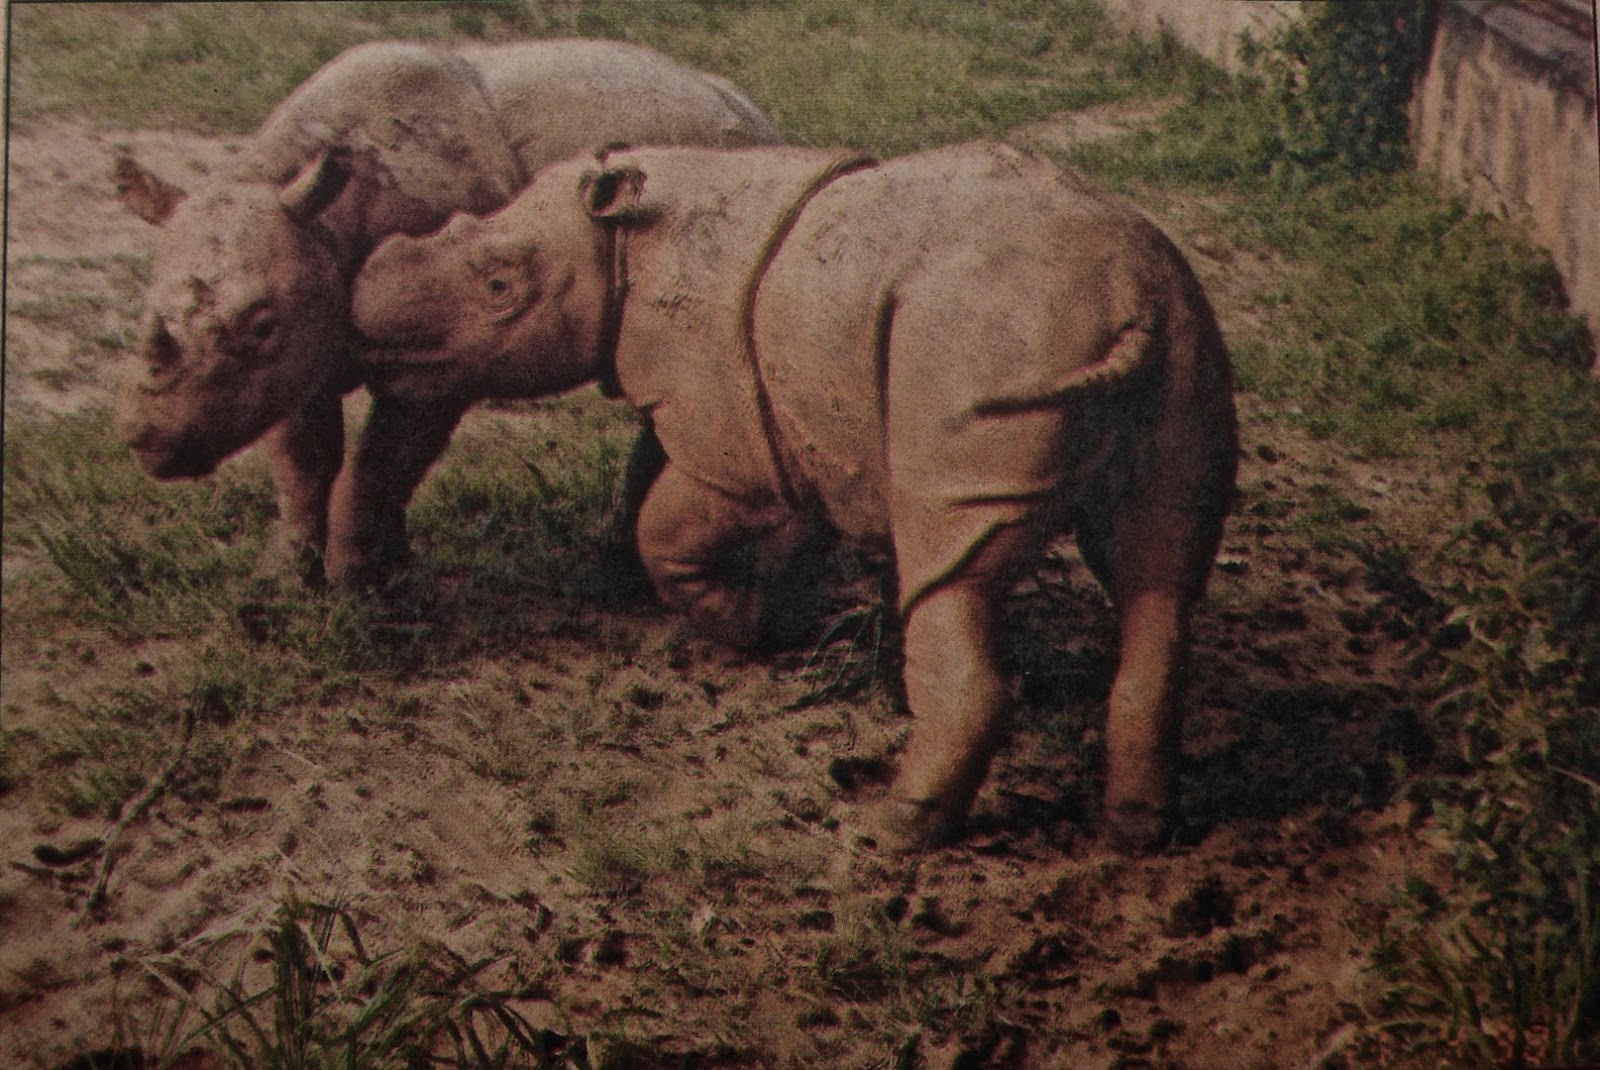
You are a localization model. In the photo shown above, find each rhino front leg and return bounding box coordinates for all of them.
[326,391,468,589]
[635,465,816,650]
[261,387,345,585]
[597,422,669,603]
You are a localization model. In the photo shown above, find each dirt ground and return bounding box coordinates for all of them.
[2,121,1460,1069]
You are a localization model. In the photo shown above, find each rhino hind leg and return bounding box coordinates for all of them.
[874,522,1040,851]
[1085,499,1225,852]
[635,465,822,651]
[262,387,346,586]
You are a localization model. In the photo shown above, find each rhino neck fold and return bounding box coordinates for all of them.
[735,152,876,510]
[605,147,876,512]
[594,218,628,400]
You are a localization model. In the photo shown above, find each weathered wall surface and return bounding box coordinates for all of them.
[1100,0,1301,70]
[1099,0,1600,368]
[1413,1,1599,365]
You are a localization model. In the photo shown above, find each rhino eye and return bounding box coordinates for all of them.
[234,307,279,356]
[481,270,530,319]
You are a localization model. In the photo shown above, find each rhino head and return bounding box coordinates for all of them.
[350,158,643,398]
[114,149,356,479]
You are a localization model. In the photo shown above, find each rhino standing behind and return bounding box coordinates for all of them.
[350,143,1239,850]
[113,39,780,583]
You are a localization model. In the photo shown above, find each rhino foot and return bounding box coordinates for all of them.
[264,524,328,589]
[594,529,658,608]
[1101,799,1175,855]
[868,794,968,855]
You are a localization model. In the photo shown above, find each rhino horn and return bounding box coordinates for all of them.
[279,146,354,224]
[112,154,187,225]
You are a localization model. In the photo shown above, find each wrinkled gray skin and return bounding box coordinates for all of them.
[114,39,779,584]
[350,143,1238,851]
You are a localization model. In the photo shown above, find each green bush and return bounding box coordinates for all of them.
[1243,0,1432,173]
[1367,467,1600,1065]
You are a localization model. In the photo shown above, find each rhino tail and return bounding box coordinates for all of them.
[970,315,1162,419]
[1055,319,1162,398]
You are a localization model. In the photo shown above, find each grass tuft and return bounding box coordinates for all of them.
[130,897,568,1069]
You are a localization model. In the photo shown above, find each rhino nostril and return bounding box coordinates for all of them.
[144,320,181,372]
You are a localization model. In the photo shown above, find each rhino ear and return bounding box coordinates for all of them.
[112,154,187,225]
[279,146,354,224]
[580,166,645,222]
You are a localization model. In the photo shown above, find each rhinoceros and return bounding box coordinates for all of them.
[112,39,780,584]
[348,142,1239,851]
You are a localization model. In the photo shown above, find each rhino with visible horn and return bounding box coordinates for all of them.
[350,142,1239,851]
[113,39,780,584]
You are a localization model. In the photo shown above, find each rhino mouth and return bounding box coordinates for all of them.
[126,431,222,480]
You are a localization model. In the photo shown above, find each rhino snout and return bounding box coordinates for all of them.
[124,432,219,480]
[116,402,218,481]
[351,240,446,348]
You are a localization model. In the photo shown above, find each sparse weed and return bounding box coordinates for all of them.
[127,897,569,1070]
[811,903,915,1005]
[789,604,893,709]
[564,811,678,901]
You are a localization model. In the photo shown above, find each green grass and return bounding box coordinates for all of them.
[8,0,1211,152]
[6,2,540,134]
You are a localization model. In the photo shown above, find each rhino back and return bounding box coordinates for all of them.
[457,40,782,175]
[251,42,520,195]
[754,142,1231,601]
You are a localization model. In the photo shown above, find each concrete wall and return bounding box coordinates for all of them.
[1100,0,1301,70]
[1412,1,1599,366]
[1098,0,1600,369]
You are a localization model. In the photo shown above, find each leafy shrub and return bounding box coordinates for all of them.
[1242,0,1432,173]
[1362,413,1600,1066]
